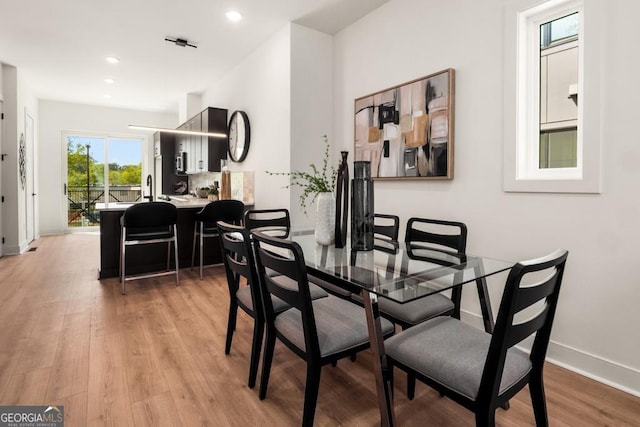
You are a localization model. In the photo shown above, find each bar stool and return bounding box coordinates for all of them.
[191,199,245,279]
[120,201,179,295]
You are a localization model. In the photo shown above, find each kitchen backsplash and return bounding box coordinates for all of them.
[189,171,255,205]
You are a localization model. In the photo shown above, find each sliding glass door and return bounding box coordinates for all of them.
[64,134,144,231]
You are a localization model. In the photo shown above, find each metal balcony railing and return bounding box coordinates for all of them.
[67,186,141,227]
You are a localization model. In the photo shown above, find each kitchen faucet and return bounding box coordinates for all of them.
[144,174,153,202]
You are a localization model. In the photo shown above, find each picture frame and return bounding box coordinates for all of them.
[354,68,455,180]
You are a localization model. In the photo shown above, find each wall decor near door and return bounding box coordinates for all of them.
[354,68,455,179]
[19,133,26,189]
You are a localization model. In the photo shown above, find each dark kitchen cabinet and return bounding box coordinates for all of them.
[154,132,176,195]
[175,107,228,174]
[202,107,228,172]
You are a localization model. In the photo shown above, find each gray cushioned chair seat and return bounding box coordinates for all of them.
[309,274,352,298]
[237,276,328,314]
[275,296,394,357]
[351,293,454,325]
[236,286,287,314]
[385,317,532,400]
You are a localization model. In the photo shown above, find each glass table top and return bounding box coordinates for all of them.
[290,233,515,304]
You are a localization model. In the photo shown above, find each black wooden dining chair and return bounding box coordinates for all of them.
[217,221,264,389]
[352,216,468,397]
[244,207,353,301]
[300,215,401,300]
[385,249,568,427]
[191,199,245,279]
[217,222,328,388]
[405,217,468,319]
[244,208,291,238]
[120,201,179,295]
[251,231,394,427]
[352,217,467,330]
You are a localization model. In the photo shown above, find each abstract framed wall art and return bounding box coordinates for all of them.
[354,68,455,179]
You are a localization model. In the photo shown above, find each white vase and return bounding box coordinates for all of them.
[314,192,335,245]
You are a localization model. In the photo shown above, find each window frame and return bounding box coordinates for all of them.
[503,0,603,193]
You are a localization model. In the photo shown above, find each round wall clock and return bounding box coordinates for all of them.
[227,110,250,162]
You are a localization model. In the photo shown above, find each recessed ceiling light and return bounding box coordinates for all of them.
[226,10,242,22]
[104,78,115,84]
[105,56,119,64]
[104,94,112,99]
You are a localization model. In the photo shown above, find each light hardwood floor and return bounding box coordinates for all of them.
[0,234,638,426]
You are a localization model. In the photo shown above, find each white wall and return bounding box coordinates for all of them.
[201,25,292,213]
[290,24,334,228]
[0,63,37,254]
[1,64,18,254]
[38,100,177,235]
[334,0,640,395]
[200,24,334,225]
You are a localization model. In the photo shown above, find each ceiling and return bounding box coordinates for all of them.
[0,0,387,113]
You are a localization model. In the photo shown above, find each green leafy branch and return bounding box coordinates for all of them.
[267,135,338,214]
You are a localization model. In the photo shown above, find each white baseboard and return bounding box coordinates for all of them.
[460,309,640,398]
[39,229,65,236]
[545,341,640,398]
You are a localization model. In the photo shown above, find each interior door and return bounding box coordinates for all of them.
[25,110,35,243]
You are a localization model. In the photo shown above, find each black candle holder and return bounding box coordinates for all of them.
[335,151,349,248]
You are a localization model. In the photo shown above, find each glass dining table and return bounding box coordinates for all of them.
[290,231,515,427]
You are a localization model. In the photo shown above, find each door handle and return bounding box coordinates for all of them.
[63,183,67,195]
[32,193,37,196]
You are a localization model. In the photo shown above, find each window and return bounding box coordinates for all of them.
[541,13,578,48]
[539,13,579,169]
[503,0,602,193]
[65,134,144,228]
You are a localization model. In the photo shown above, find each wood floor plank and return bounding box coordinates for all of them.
[50,391,88,427]
[45,310,91,401]
[0,233,638,427]
[0,367,52,405]
[86,332,134,427]
[119,311,170,403]
[131,391,184,427]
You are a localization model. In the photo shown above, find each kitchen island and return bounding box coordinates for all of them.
[96,197,246,279]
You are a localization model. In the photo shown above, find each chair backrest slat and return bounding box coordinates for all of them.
[506,304,551,348]
[253,242,309,309]
[224,248,252,281]
[513,271,560,313]
[374,214,400,241]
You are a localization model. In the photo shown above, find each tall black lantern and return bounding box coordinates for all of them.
[351,161,374,251]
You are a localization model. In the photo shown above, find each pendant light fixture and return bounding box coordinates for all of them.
[129,36,227,138]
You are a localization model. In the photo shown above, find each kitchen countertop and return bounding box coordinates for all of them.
[95,195,250,211]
